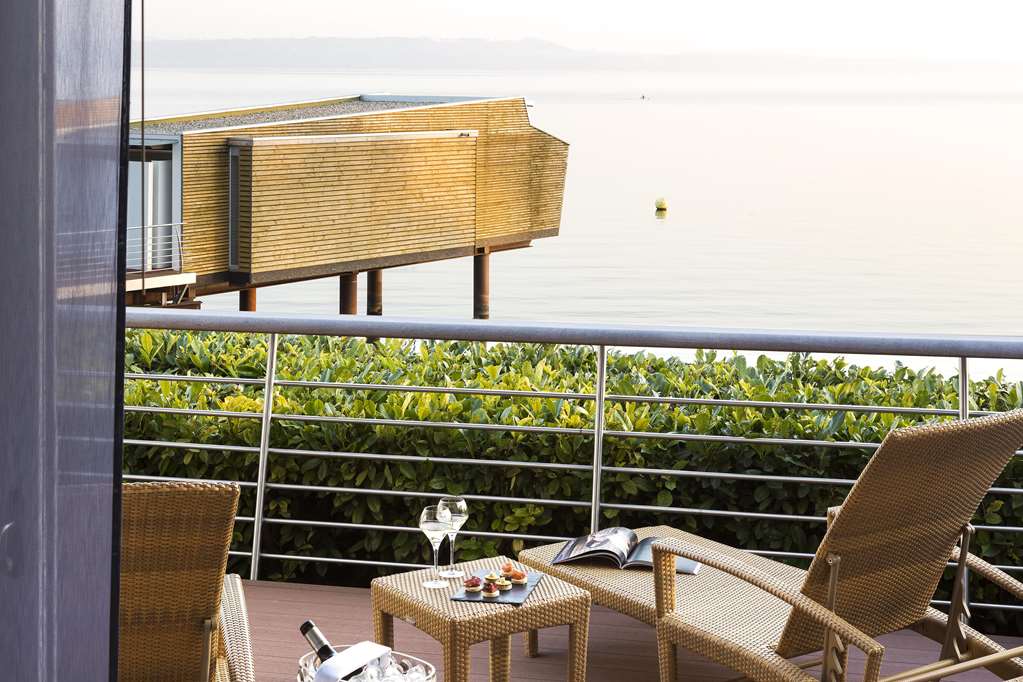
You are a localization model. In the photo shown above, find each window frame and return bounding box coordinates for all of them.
[228,146,240,271]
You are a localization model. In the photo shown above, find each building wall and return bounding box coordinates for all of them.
[178,98,567,279]
[246,135,477,275]
[475,127,567,246]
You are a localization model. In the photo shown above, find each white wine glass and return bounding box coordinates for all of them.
[418,505,450,589]
[437,496,468,579]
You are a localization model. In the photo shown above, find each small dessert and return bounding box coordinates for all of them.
[463,576,483,593]
[495,577,512,591]
[508,569,528,585]
[500,561,516,577]
[482,582,499,598]
[484,572,500,582]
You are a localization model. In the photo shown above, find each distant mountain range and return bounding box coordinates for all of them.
[138,37,991,73]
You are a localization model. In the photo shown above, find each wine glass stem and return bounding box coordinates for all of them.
[448,531,457,570]
[433,543,440,579]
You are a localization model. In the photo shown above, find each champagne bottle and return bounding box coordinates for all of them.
[300,620,337,664]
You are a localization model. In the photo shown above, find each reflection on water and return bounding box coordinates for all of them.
[135,67,1023,340]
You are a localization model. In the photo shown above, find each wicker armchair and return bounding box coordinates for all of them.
[119,481,255,682]
[652,410,1023,682]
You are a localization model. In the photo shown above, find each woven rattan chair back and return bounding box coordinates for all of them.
[119,481,240,681]
[776,410,1023,657]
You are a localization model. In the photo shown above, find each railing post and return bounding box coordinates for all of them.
[139,16,146,294]
[250,332,279,580]
[590,345,607,533]
[957,356,971,616]
[958,357,970,421]
[140,222,147,293]
[172,222,183,272]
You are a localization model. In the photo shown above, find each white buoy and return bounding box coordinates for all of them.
[655,197,667,211]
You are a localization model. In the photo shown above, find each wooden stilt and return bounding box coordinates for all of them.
[239,288,256,312]
[367,270,382,316]
[365,269,383,343]
[473,252,490,320]
[339,272,358,315]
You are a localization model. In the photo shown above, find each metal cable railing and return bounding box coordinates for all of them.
[126,222,185,274]
[123,309,1023,613]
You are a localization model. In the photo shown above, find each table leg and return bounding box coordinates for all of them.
[443,641,471,682]
[568,618,589,682]
[489,635,511,682]
[525,629,539,657]
[373,609,394,648]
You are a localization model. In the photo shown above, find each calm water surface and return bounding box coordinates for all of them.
[136,67,1023,355]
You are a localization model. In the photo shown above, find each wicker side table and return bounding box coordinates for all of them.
[370,556,590,682]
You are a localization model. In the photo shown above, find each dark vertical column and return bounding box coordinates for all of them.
[473,252,490,320]
[339,272,358,315]
[366,270,383,343]
[239,288,257,312]
[367,270,383,316]
[111,2,132,674]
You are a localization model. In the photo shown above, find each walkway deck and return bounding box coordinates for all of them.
[244,580,1016,681]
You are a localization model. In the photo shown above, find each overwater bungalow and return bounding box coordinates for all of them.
[127,94,568,315]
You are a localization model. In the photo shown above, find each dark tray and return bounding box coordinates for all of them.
[450,570,544,606]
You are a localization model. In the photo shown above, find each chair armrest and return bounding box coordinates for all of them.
[218,574,256,682]
[652,538,883,658]
[951,548,1023,601]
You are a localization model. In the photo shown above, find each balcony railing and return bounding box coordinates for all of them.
[126,222,185,274]
[123,309,1023,617]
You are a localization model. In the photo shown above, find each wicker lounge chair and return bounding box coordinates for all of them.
[119,481,255,682]
[652,410,1023,682]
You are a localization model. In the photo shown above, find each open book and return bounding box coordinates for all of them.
[552,527,701,574]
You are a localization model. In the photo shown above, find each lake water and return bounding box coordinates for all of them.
[135,66,1023,373]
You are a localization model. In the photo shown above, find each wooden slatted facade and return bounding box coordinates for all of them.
[170,97,567,289]
[232,132,479,282]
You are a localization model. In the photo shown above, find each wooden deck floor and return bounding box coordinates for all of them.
[245,580,1017,681]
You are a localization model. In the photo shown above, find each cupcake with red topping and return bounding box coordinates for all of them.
[482,582,500,598]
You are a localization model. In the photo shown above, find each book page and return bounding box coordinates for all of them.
[626,537,701,574]
[552,526,638,565]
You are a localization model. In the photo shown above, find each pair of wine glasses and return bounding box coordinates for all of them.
[418,496,468,589]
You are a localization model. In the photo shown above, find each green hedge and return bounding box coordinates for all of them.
[123,330,1023,632]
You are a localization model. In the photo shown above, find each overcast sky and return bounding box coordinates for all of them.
[139,0,1023,62]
